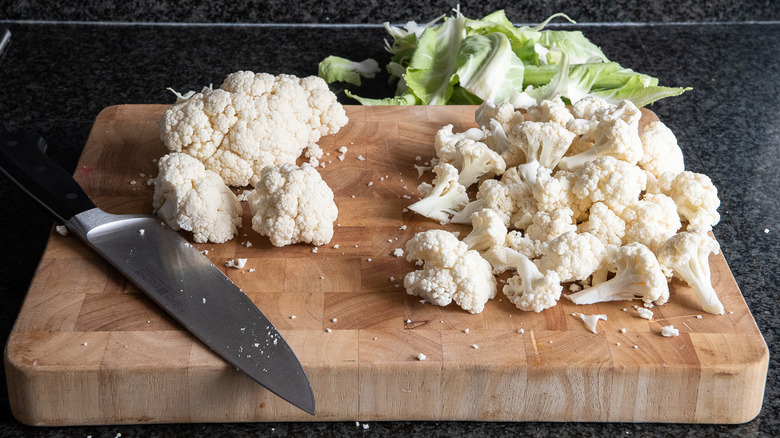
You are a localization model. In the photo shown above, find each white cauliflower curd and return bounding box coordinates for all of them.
[159,71,348,187]
[152,152,242,244]
[247,163,338,247]
[404,230,497,314]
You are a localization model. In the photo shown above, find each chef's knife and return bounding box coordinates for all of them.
[0,131,315,415]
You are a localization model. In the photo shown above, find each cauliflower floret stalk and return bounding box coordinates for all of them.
[247,163,338,247]
[404,230,497,314]
[462,208,508,253]
[503,252,563,313]
[408,163,469,224]
[558,118,644,172]
[434,125,506,188]
[153,152,242,244]
[657,231,724,315]
[503,121,576,185]
[566,242,669,306]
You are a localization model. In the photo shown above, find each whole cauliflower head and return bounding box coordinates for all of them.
[159,71,348,186]
[247,163,338,247]
[404,230,497,314]
[152,152,242,244]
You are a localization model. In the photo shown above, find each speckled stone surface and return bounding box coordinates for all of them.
[0,21,778,437]
[1,0,779,23]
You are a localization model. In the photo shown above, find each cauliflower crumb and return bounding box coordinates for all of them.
[696,315,703,319]
[312,247,319,253]
[636,307,654,320]
[225,258,247,269]
[357,155,365,161]
[331,318,338,323]
[55,225,69,236]
[764,228,770,234]
[417,353,427,361]
[464,328,470,333]
[472,344,479,349]
[399,225,407,230]
[661,325,680,337]
[325,328,332,333]
[517,329,524,334]
[290,315,296,319]
[620,328,627,333]
[393,248,404,257]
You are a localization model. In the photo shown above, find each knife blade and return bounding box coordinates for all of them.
[0,131,315,416]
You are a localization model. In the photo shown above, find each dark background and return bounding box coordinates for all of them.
[0,1,778,437]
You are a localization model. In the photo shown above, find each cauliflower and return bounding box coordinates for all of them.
[621,193,681,253]
[535,231,607,283]
[571,156,647,215]
[404,230,497,314]
[526,98,574,128]
[524,207,577,243]
[638,121,685,178]
[503,253,563,313]
[158,71,348,186]
[566,242,670,306]
[475,101,524,154]
[152,152,242,244]
[558,118,644,171]
[657,231,724,314]
[656,171,720,232]
[434,124,505,188]
[451,178,514,225]
[247,163,338,247]
[576,202,626,246]
[503,121,576,180]
[408,163,469,224]
[462,208,508,253]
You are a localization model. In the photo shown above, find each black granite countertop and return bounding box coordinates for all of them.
[0,18,777,438]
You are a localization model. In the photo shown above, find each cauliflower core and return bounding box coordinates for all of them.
[153,152,242,244]
[159,71,348,187]
[248,163,338,247]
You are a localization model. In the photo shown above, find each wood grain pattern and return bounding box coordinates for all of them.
[4,104,768,425]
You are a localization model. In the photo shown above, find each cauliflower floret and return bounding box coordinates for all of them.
[247,163,338,247]
[408,163,469,224]
[533,169,591,221]
[657,171,721,232]
[462,208,508,253]
[621,193,681,253]
[159,71,348,186]
[503,253,563,313]
[576,202,626,246]
[566,242,669,306]
[571,156,647,216]
[594,100,642,130]
[503,121,576,177]
[451,178,514,225]
[152,152,242,244]
[475,101,525,154]
[558,118,643,171]
[571,96,615,120]
[434,124,505,188]
[524,207,577,243]
[526,98,574,128]
[638,121,685,178]
[535,231,607,283]
[404,230,497,314]
[657,231,723,314]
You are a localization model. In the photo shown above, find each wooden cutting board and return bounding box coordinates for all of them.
[4,105,768,426]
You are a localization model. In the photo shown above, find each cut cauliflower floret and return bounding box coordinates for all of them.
[152,152,242,244]
[535,231,607,283]
[434,124,505,188]
[558,118,644,171]
[503,121,576,177]
[576,202,626,246]
[475,101,525,154]
[621,193,681,253]
[566,242,669,306]
[159,71,348,186]
[503,253,563,313]
[524,207,577,243]
[451,178,514,225]
[657,231,723,314]
[571,156,647,216]
[638,121,685,178]
[408,163,469,224]
[526,98,574,128]
[656,171,721,232]
[247,163,338,247]
[404,230,497,314]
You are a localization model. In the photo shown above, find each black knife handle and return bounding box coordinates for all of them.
[0,132,96,224]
